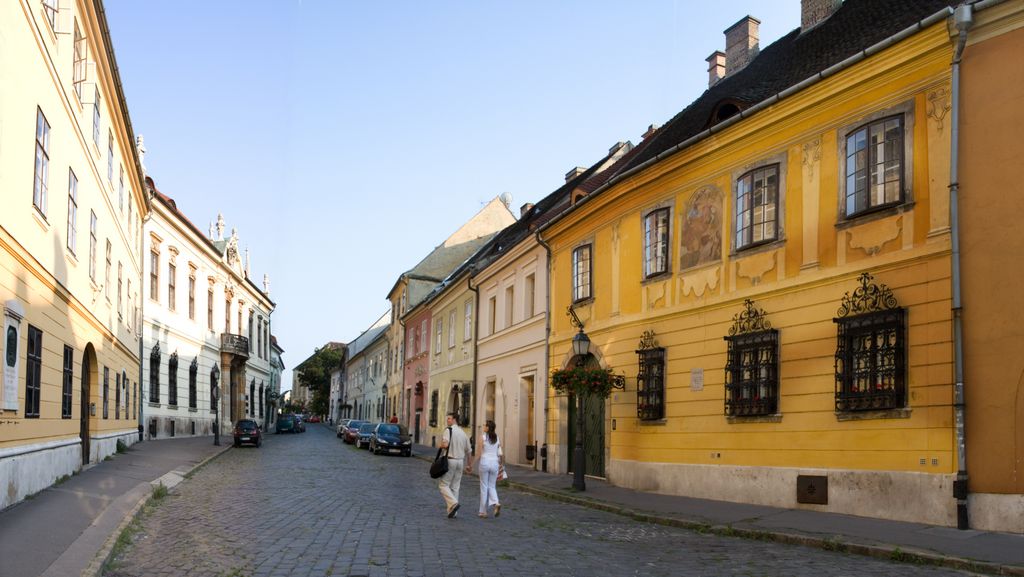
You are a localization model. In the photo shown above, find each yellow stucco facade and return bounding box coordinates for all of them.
[542,21,961,526]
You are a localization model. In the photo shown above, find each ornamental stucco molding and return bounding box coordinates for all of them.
[847,214,902,256]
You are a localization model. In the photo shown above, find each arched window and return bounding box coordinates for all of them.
[188,358,198,409]
[149,344,160,403]
[168,353,178,407]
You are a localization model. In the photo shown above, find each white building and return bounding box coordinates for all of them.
[342,313,389,422]
[142,181,275,439]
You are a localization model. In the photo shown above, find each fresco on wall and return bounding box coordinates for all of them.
[680,185,723,270]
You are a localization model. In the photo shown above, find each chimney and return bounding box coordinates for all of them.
[706,51,726,87]
[642,124,660,140]
[724,16,759,76]
[520,203,535,218]
[802,0,841,31]
[565,167,587,182]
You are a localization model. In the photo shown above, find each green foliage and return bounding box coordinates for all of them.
[295,346,345,417]
[152,482,168,500]
[116,439,128,453]
[550,366,618,399]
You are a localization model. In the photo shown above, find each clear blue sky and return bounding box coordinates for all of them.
[105,1,800,391]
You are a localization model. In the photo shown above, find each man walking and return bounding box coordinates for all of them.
[439,412,472,518]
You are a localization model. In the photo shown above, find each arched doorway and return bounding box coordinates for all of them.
[80,344,97,466]
[567,354,605,478]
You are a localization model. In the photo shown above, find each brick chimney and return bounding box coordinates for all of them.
[724,16,759,76]
[565,167,587,182]
[642,124,660,140]
[706,51,726,87]
[802,0,841,31]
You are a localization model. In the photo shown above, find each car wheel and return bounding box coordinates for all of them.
[404,450,411,457]
[256,438,262,448]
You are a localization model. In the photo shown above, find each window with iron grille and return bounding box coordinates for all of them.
[188,360,197,409]
[643,208,670,278]
[429,389,438,427]
[62,345,73,419]
[844,115,904,218]
[102,366,109,419]
[168,353,178,406]
[834,273,906,412]
[459,385,471,427]
[115,371,121,419]
[149,344,160,403]
[33,108,50,216]
[572,244,592,302]
[636,331,665,421]
[735,164,779,250]
[26,326,42,418]
[724,299,779,417]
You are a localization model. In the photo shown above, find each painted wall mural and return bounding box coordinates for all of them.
[680,185,723,270]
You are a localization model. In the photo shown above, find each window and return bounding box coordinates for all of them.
[845,115,904,218]
[117,262,123,318]
[207,287,214,330]
[225,299,231,333]
[168,353,178,406]
[26,326,42,418]
[735,164,779,250]
[488,296,496,336]
[572,244,592,302]
[102,366,109,419]
[464,300,473,342]
[407,330,415,358]
[89,211,97,281]
[104,240,111,301]
[149,344,160,403]
[459,385,471,427]
[724,300,779,417]
[167,262,176,311]
[62,345,73,419]
[67,169,78,254]
[237,308,242,337]
[107,131,113,184]
[636,332,665,421]
[122,370,127,417]
[118,165,124,212]
[448,310,456,348]
[504,286,514,329]
[834,273,906,412]
[73,20,86,99]
[644,208,670,277]
[92,87,101,149]
[525,274,535,318]
[115,371,120,419]
[435,319,442,354]
[429,389,438,427]
[188,274,196,320]
[42,0,58,28]
[33,108,50,216]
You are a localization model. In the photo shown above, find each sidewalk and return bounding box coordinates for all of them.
[0,436,228,577]
[413,442,1024,576]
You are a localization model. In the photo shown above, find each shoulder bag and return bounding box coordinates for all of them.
[429,426,453,479]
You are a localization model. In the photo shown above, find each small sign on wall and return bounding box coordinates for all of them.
[690,368,704,392]
[3,300,25,411]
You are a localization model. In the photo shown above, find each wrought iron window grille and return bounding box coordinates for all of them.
[636,330,665,421]
[833,273,906,412]
[168,352,178,406]
[429,390,438,427]
[724,300,779,417]
[149,343,160,403]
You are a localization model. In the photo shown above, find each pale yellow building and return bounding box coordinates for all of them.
[1,0,149,509]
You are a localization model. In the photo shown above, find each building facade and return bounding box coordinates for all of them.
[541,0,965,527]
[1,0,149,509]
[143,188,275,439]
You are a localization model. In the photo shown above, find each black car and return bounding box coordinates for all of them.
[355,422,377,449]
[233,419,262,447]
[369,423,412,456]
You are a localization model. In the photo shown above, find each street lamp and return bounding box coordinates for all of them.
[211,364,221,446]
[567,306,589,492]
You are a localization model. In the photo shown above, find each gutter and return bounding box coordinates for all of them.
[535,231,553,470]
[536,5,957,237]
[467,274,479,456]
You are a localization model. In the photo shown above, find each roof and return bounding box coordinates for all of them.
[619,0,958,174]
[346,312,391,360]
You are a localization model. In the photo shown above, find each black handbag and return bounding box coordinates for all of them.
[429,427,452,479]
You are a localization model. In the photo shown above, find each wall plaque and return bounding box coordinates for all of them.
[690,368,704,391]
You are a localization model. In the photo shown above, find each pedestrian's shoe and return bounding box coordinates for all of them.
[478,513,487,518]
[494,503,501,518]
[448,503,460,519]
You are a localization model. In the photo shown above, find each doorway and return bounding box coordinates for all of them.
[80,345,96,466]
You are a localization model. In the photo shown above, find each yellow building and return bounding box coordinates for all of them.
[1,0,149,508]
[541,0,970,527]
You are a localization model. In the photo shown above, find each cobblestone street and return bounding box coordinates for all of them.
[104,426,978,577]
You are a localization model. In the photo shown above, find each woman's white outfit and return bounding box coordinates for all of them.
[478,435,502,515]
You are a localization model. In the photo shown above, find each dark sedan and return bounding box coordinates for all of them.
[233,419,262,447]
[355,422,377,449]
[342,420,367,444]
[369,423,412,456]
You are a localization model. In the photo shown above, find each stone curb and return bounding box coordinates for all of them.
[83,444,232,577]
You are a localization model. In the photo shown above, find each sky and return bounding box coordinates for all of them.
[104,1,801,391]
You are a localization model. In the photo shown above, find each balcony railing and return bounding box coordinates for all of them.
[221,333,250,358]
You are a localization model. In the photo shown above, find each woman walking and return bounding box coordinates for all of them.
[477,420,503,518]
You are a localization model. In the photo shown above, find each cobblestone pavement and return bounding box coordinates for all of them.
[105,426,979,577]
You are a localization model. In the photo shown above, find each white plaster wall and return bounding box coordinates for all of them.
[969,493,1024,534]
[608,459,958,527]
[0,440,80,510]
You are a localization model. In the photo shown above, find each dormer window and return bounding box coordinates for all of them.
[708,99,748,128]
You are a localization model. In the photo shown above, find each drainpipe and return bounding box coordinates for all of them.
[949,2,973,531]
[535,232,553,472]
[467,274,479,456]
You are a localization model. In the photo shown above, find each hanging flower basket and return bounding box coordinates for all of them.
[551,366,619,399]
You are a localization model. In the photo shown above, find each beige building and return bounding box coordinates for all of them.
[0,0,149,509]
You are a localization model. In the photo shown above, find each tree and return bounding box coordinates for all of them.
[295,345,344,418]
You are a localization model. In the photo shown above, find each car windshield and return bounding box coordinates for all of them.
[348,421,366,429]
[378,424,405,435]
[238,420,257,429]
[359,423,376,433]
[279,416,294,423]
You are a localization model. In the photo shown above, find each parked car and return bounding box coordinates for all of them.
[369,423,413,457]
[336,418,352,438]
[355,422,377,449]
[308,415,321,423]
[276,414,297,434]
[295,415,306,433]
[233,419,262,447]
[342,420,366,444]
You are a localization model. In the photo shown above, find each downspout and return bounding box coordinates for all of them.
[950,2,973,531]
[467,274,479,457]
[535,232,553,472]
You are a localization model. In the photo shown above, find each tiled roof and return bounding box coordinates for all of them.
[620,0,957,174]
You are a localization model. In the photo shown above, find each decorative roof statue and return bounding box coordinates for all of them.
[135,135,147,173]
[225,228,239,267]
[263,274,270,295]
[216,213,225,241]
[208,221,215,239]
